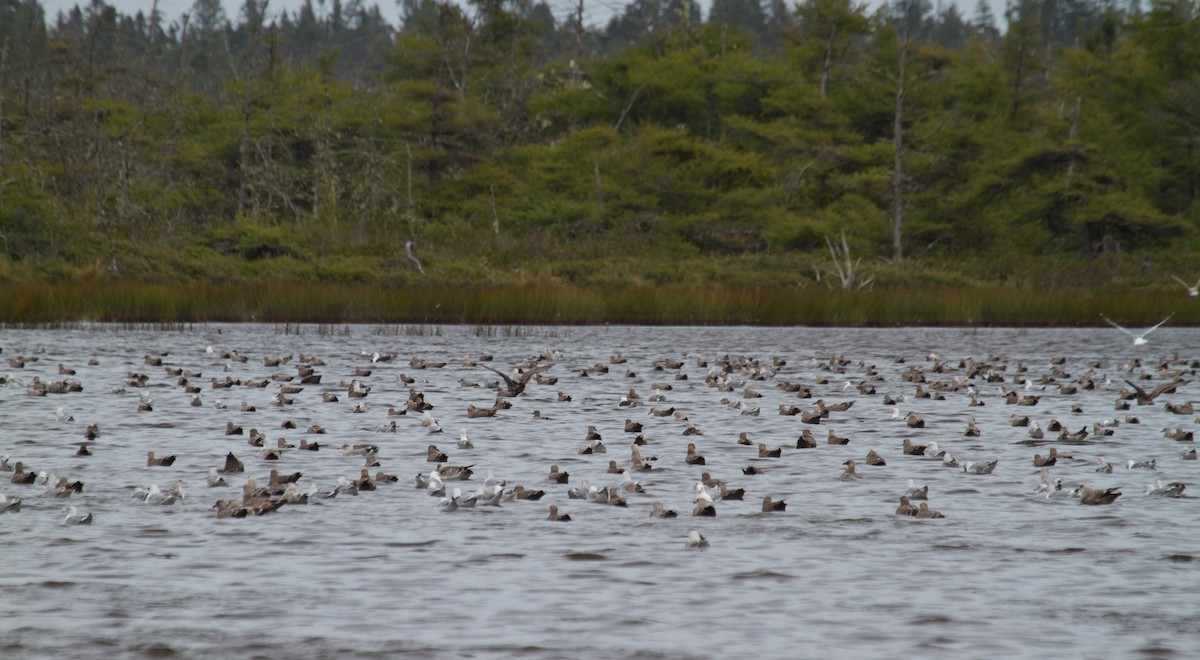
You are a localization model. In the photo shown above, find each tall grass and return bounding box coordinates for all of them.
[0,282,1191,326]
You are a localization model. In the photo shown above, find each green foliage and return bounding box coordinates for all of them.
[0,0,1198,303]
[208,217,306,260]
[0,184,55,262]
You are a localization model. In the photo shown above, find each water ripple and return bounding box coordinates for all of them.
[2,323,1199,657]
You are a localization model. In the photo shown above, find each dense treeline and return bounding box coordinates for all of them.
[0,0,1198,290]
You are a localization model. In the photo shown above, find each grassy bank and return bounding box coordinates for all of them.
[0,282,1191,327]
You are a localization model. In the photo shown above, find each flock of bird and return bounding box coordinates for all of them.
[1,313,1196,551]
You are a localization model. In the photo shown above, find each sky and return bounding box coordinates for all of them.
[35,0,1002,32]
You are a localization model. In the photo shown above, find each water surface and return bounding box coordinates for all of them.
[1,324,1198,658]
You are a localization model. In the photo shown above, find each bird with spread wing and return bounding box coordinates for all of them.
[1100,313,1173,347]
[479,362,554,398]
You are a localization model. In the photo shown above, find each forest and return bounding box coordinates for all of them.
[1,0,1198,298]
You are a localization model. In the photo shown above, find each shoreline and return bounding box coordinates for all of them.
[0,282,1190,327]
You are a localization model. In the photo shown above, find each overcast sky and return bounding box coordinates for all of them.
[35,0,997,33]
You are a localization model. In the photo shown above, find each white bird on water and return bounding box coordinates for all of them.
[61,505,92,525]
[1100,313,1173,347]
[1143,480,1186,497]
[457,429,473,449]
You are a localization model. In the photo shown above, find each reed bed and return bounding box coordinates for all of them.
[0,282,1190,327]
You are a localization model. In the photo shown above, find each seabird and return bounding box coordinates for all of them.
[356,469,377,491]
[699,473,743,500]
[686,530,710,549]
[896,496,919,516]
[579,440,606,454]
[631,447,656,470]
[206,468,228,487]
[757,443,782,458]
[693,486,717,516]
[548,465,570,483]
[685,442,706,465]
[605,487,628,507]
[1033,448,1061,467]
[414,470,438,491]
[1143,480,1186,497]
[650,502,678,518]
[865,450,886,466]
[915,502,945,518]
[796,430,817,448]
[621,473,645,494]
[375,470,399,483]
[0,493,21,513]
[1163,427,1194,442]
[466,404,497,418]
[60,505,93,525]
[904,479,928,500]
[138,480,186,504]
[962,459,999,474]
[478,485,503,506]
[1095,456,1113,473]
[1169,274,1200,297]
[146,451,176,467]
[1126,458,1157,470]
[547,504,571,521]
[567,480,594,500]
[839,459,863,480]
[509,485,545,500]
[902,439,928,456]
[1101,313,1173,347]
[457,429,474,449]
[427,445,448,462]
[44,476,83,498]
[439,491,461,512]
[1078,483,1122,505]
[761,495,787,512]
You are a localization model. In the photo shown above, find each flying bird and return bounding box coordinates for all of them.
[1100,313,1173,347]
[1169,274,1200,297]
[479,363,554,398]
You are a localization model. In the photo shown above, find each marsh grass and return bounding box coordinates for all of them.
[0,282,1190,327]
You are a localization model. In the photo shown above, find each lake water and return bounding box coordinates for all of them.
[1,324,1198,658]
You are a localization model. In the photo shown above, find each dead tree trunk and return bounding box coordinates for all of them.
[891,7,912,264]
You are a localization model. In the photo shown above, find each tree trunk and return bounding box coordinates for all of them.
[0,39,8,194]
[821,22,837,100]
[891,8,911,264]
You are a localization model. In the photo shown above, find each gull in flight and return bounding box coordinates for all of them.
[1170,275,1200,297]
[1100,313,1173,347]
